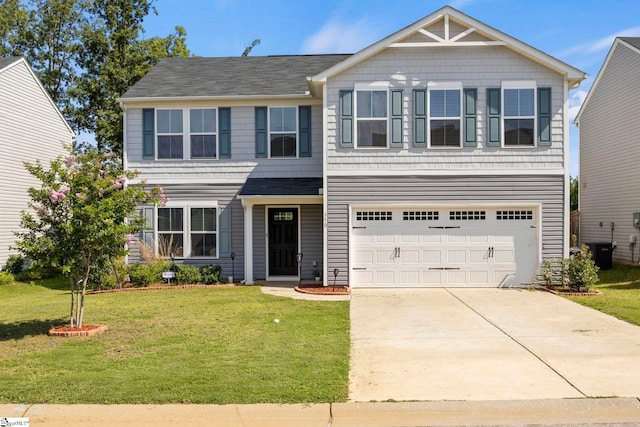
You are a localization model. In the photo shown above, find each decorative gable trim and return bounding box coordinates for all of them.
[310,6,586,88]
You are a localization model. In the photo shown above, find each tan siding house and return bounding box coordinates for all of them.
[576,37,640,263]
[0,57,75,267]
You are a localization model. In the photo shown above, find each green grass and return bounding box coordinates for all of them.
[0,279,350,404]
[565,264,640,326]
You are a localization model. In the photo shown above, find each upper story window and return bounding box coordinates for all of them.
[190,108,217,158]
[355,89,388,148]
[157,109,183,159]
[503,84,535,147]
[429,87,461,147]
[154,108,223,160]
[269,107,297,157]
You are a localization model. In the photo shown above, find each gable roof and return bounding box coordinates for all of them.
[0,56,75,138]
[120,54,351,101]
[574,37,640,125]
[0,57,22,71]
[309,6,586,92]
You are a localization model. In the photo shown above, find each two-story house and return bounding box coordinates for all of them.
[120,6,586,288]
[0,57,75,267]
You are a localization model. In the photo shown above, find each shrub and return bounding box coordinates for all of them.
[128,263,160,286]
[200,264,222,284]
[2,255,25,274]
[176,264,201,284]
[565,244,599,292]
[0,271,14,285]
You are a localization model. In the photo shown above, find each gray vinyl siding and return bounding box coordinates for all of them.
[125,104,324,181]
[579,41,640,262]
[326,175,564,286]
[128,183,245,280]
[325,45,566,172]
[252,204,322,280]
[0,60,72,266]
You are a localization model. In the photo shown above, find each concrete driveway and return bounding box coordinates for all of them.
[349,288,640,402]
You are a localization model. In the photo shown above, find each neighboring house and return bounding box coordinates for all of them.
[575,37,640,263]
[121,6,586,288]
[0,57,75,267]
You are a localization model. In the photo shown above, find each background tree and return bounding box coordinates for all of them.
[0,0,191,157]
[570,176,579,211]
[15,148,166,327]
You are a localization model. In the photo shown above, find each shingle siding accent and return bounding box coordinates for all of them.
[579,42,640,262]
[326,46,566,172]
[326,175,564,286]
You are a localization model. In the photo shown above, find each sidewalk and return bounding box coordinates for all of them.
[2,398,640,426]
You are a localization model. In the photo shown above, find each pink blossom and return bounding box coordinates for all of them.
[50,190,59,203]
[112,175,127,189]
[75,192,86,201]
[36,205,46,215]
[125,234,134,246]
[64,155,75,167]
[98,188,105,197]
[155,186,168,207]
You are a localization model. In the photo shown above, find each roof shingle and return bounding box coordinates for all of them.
[121,54,351,99]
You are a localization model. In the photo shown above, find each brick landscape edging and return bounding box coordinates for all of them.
[48,324,108,337]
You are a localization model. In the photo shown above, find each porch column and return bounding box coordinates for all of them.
[242,200,254,285]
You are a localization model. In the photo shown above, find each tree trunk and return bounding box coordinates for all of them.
[76,266,91,328]
[69,277,76,327]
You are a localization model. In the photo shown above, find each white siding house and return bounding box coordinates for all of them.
[0,57,75,267]
[576,37,640,263]
[121,6,585,287]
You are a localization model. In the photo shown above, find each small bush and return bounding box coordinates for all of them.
[565,244,599,291]
[2,255,25,274]
[200,264,222,284]
[128,263,158,286]
[0,271,14,285]
[176,264,201,284]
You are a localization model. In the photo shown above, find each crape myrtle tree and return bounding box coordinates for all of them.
[15,148,167,327]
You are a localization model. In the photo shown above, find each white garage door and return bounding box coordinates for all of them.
[351,207,538,288]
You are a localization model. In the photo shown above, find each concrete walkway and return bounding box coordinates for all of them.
[2,398,640,426]
[350,288,640,402]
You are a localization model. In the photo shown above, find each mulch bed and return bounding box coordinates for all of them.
[88,283,235,294]
[541,287,602,296]
[294,284,350,295]
[49,324,108,337]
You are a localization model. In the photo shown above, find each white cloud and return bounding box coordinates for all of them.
[301,18,378,54]
[568,89,589,122]
[558,25,640,57]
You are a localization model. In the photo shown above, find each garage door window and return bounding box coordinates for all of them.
[449,210,486,220]
[497,210,533,220]
[356,211,393,221]
[403,211,439,221]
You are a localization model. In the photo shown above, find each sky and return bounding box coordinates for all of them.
[137,0,640,177]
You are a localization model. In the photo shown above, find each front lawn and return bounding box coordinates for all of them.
[565,264,640,326]
[0,279,350,404]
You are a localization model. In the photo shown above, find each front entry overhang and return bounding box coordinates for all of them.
[238,178,323,285]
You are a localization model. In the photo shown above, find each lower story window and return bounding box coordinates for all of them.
[190,208,217,257]
[157,206,218,258]
[158,207,184,257]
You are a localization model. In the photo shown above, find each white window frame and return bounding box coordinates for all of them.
[188,107,218,160]
[156,108,220,160]
[354,82,389,149]
[268,106,298,159]
[155,201,219,259]
[427,81,462,149]
[501,81,537,148]
[156,108,184,160]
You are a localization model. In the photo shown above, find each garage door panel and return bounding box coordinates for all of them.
[447,250,467,263]
[351,207,538,288]
[423,250,441,264]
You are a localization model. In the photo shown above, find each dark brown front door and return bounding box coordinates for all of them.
[268,208,298,276]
